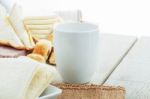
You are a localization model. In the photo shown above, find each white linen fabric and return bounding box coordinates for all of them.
[0,56,56,99]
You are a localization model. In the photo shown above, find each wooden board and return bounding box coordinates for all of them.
[90,34,137,84]
[105,37,150,99]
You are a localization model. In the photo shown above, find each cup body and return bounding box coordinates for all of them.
[54,22,100,83]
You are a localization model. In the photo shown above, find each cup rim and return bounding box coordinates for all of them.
[54,22,99,34]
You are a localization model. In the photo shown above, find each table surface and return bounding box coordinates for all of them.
[90,33,137,84]
[105,37,150,99]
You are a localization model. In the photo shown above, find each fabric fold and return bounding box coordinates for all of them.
[0,56,56,99]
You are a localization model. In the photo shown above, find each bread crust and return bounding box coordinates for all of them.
[33,40,52,59]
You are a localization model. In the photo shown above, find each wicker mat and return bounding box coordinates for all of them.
[53,84,125,99]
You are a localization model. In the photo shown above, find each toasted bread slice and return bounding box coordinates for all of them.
[9,4,35,50]
[33,39,52,59]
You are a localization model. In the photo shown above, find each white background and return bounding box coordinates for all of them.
[2,0,150,37]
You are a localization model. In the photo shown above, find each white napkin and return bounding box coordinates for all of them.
[0,56,59,99]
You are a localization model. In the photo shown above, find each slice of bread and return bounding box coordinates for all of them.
[33,39,52,60]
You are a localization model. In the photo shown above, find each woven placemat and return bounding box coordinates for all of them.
[53,84,125,99]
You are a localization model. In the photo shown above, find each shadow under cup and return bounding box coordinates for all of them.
[54,22,100,84]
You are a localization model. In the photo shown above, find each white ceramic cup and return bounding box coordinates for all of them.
[54,22,100,83]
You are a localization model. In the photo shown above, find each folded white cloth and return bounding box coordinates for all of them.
[0,5,24,49]
[9,4,35,49]
[0,56,58,99]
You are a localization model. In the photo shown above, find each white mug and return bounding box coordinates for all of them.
[54,22,100,83]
